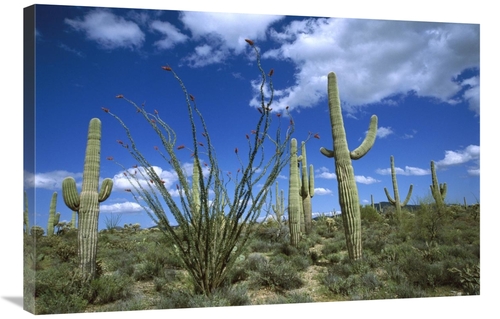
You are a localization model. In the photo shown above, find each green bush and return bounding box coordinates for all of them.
[251,258,304,292]
[90,273,133,304]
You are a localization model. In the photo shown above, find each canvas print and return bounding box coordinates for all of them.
[23,4,480,315]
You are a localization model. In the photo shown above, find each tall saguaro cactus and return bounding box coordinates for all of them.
[430,160,447,206]
[299,141,314,235]
[272,181,285,224]
[320,72,378,260]
[288,138,301,247]
[62,118,113,281]
[384,155,413,220]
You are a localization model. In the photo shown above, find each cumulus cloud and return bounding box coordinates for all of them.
[178,11,283,67]
[65,9,145,50]
[314,187,333,195]
[376,166,430,176]
[262,18,479,113]
[355,176,380,185]
[435,144,480,168]
[101,201,144,214]
[24,170,82,190]
[377,126,394,139]
[150,20,189,49]
[315,167,379,184]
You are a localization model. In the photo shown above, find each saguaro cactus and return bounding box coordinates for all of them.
[288,138,301,247]
[299,141,314,235]
[47,192,60,236]
[383,155,413,220]
[24,191,30,234]
[62,118,113,281]
[430,160,447,206]
[320,72,378,260]
[272,181,285,224]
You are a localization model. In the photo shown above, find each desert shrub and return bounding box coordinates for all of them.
[260,291,314,304]
[89,273,133,304]
[251,258,304,292]
[361,205,383,223]
[448,263,480,295]
[133,259,164,281]
[245,252,268,271]
[390,282,427,298]
[35,289,88,314]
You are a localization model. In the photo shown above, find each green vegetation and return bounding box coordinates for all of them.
[24,201,479,314]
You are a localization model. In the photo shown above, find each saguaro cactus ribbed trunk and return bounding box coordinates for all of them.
[288,138,301,247]
[299,141,314,235]
[62,118,113,281]
[384,155,413,220]
[47,192,59,236]
[320,72,378,260]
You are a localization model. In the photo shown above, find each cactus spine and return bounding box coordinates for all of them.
[62,118,113,281]
[288,138,301,247]
[299,141,314,235]
[47,192,60,236]
[383,155,413,219]
[320,72,378,260]
[430,160,447,206]
[24,191,30,234]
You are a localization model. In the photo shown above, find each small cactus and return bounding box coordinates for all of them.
[430,160,447,206]
[47,192,59,236]
[383,155,413,220]
[298,141,314,235]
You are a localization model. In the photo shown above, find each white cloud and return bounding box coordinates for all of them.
[315,166,336,179]
[24,170,82,190]
[178,11,283,67]
[355,175,380,184]
[65,9,145,50]
[101,201,144,214]
[376,166,430,176]
[435,144,480,168]
[262,18,479,113]
[314,187,332,195]
[150,20,189,49]
[377,126,393,138]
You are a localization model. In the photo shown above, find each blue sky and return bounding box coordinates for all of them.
[23,4,481,232]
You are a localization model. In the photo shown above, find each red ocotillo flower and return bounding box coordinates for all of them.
[106,156,113,160]
[198,142,204,147]
[123,172,127,176]
[101,107,109,113]
[245,134,249,140]
[154,109,159,114]
[117,140,124,144]
[251,130,257,134]
[276,113,281,118]
[154,146,159,150]
[286,106,289,110]
[162,65,172,71]
[177,145,185,150]
[268,69,274,77]
[235,148,238,154]
[124,189,132,192]
[245,39,254,46]
[189,94,195,101]
[314,133,320,139]
[116,94,124,99]
[132,165,138,168]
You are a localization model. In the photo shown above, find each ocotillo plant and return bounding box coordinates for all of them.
[46,192,59,236]
[383,155,413,220]
[430,160,447,207]
[320,72,378,260]
[62,118,113,281]
[105,39,294,296]
[24,191,29,234]
[288,138,301,247]
[299,141,314,235]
